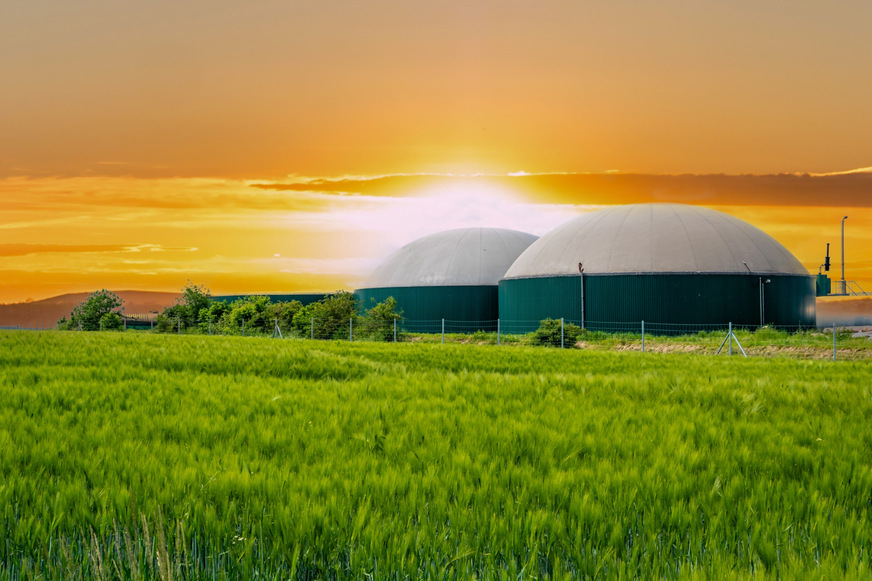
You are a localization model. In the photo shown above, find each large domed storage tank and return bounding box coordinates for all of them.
[357,228,538,331]
[499,204,815,331]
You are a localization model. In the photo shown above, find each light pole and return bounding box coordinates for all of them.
[759,278,770,327]
[578,262,585,329]
[841,216,848,290]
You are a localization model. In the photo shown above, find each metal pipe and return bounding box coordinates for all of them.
[560,317,564,349]
[759,277,763,327]
[441,319,445,344]
[578,263,585,329]
[641,320,645,352]
[497,319,500,346]
[833,322,837,361]
[842,216,848,284]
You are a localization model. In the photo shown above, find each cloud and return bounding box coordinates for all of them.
[0,177,348,214]
[0,243,197,257]
[253,171,872,207]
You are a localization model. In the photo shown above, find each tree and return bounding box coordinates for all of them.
[155,281,211,333]
[358,296,402,341]
[178,281,211,328]
[60,289,125,331]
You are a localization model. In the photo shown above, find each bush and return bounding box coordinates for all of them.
[292,291,357,340]
[155,304,184,333]
[198,301,230,333]
[101,312,124,331]
[357,297,402,341]
[269,300,304,335]
[531,318,583,347]
[59,289,124,331]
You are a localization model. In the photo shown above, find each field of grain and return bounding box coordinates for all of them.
[2,331,871,579]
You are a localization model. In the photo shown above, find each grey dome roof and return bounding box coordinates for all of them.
[504,204,808,278]
[362,228,538,288]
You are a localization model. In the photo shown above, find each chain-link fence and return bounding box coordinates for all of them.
[10,317,871,360]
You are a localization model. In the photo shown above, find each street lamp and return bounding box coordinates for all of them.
[759,278,770,327]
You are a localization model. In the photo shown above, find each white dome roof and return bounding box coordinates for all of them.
[363,228,538,288]
[504,204,808,278]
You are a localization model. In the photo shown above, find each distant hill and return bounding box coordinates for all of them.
[0,291,179,329]
[817,297,872,327]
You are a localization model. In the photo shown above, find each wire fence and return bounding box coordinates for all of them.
[9,316,872,361]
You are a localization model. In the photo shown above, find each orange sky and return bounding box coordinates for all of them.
[1,1,871,302]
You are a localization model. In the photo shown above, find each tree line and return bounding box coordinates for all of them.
[57,284,402,341]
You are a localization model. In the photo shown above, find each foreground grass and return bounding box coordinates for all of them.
[1,331,872,579]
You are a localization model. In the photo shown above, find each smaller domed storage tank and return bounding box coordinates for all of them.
[499,204,815,332]
[357,228,538,331]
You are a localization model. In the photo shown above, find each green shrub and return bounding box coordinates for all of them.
[531,318,583,347]
[357,297,402,341]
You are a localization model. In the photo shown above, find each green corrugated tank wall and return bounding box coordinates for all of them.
[499,274,816,333]
[214,293,328,306]
[355,286,498,332]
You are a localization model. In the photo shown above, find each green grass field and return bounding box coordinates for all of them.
[2,331,872,579]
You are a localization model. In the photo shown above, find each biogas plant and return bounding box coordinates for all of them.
[354,203,819,331]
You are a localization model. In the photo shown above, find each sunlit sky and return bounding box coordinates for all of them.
[1,1,871,302]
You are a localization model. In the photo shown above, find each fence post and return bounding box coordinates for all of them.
[350,317,353,342]
[561,317,564,349]
[209,318,212,335]
[442,319,445,345]
[178,318,181,335]
[242,318,245,337]
[833,322,837,362]
[497,319,500,346]
[123,319,126,332]
[311,317,314,340]
[393,318,397,343]
[728,322,732,356]
[641,320,645,352]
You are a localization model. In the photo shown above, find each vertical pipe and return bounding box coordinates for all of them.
[350,317,353,342]
[580,271,585,330]
[209,319,212,335]
[641,320,645,352]
[561,317,564,349]
[833,322,837,362]
[442,318,445,344]
[242,318,245,337]
[310,317,314,340]
[842,216,848,285]
[178,318,181,335]
[393,318,397,343]
[497,319,500,346]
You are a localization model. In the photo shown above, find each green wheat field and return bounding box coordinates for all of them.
[2,331,872,579]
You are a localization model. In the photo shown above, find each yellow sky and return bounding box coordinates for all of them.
[1,1,870,302]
